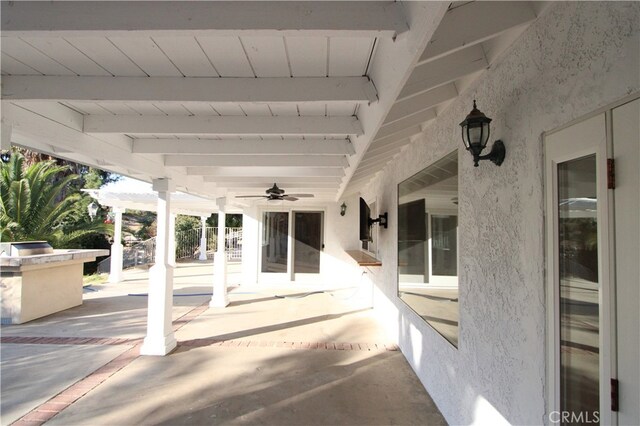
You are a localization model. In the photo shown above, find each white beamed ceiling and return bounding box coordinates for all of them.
[0,1,543,206]
[343,1,546,196]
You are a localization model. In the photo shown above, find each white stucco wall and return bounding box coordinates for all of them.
[356,3,639,424]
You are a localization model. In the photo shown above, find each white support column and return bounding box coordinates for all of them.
[141,178,177,356]
[108,207,125,283]
[241,205,259,286]
[168,213,177,266]
[210,198,229,308]
[199,216,208,261]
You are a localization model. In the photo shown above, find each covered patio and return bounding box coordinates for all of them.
[1,262,444,425]
[2,1,638,424]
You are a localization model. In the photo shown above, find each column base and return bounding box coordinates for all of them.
[108,271,124,284]
[140,334,177,356]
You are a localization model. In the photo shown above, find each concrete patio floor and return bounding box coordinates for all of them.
[1,261,446,425]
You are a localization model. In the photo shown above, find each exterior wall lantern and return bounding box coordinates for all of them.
[459,100,505,167]
[340,202,347,216]
[87,201,99,221]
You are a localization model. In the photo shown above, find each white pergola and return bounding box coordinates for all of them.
[0,1,545,355]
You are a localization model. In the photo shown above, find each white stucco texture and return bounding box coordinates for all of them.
[358,2,639,425]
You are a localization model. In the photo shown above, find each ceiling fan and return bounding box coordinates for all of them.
[235,183,314,202]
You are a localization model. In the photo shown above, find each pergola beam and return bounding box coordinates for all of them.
[84,116,363,136]
[165,155,348,168]
[3,76,377,104]
[133,138,355,155]
[1,1,408,38]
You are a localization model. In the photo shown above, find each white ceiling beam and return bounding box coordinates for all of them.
[376,108,436,140]
[353,156,396,175]
[1,1,408,38]
[400,44,488,100]
[419,1,537,63]
[2,102,187,187]
[214,182,338,189]
[370,125,423,148]
[133,138,355,155]
[336,2,450,199]
[361,144,405,164]
[3,76,377,105]
[385,83,457,124]
[346,172,379,188]
[165,155,348,168]
[203,176,342,184]
[84,116,363,136]
[186,167,345,178]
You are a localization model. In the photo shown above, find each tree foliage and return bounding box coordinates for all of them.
[0,152,112,248]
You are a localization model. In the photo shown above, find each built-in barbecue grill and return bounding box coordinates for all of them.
[0,241,54,257]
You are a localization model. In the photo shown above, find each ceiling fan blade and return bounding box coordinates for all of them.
[286,194,314,198]
[283,196,299,201]
[235,195,268,198]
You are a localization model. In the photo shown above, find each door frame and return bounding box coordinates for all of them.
[257,206,326,284]
[544,110,616,424]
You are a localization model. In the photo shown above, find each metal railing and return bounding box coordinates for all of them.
[97,227,242,273]
[176,227,242,261]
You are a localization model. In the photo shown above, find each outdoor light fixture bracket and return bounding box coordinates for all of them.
[460,100,506,167]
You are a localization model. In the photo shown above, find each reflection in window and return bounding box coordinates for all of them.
[398,151,459,347]
[261,212,288,273]
[558,155,599,421]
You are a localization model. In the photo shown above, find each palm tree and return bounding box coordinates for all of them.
[0,153,111,247]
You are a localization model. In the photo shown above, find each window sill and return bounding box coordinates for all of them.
[346,250,382,267]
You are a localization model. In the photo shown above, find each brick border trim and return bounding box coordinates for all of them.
[8,300,399,426]
[10,301,210,426]
[1,337,141,345]
[180,339,399,352]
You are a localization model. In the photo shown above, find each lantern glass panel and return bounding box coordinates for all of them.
[469,125,483,146]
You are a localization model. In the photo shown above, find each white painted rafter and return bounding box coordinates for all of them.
[1,1,408,38]
[419,1,536,63]
[186,167,345,178]
[208,182,338,189]
[3,76,378,105]
[133,138,355,155]
[385,83,457,124]
[203,176,342,184]
[84,116,363,136]
[399,44,488,100]
[165,155,348,168]
[370,124,424,148]
[376,108,436,140]
[336,2,450,199]
[1,102,199,192]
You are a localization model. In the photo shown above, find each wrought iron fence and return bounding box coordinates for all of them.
[97,237,156,273]
[98,227,242,273]
[176,227,242,261]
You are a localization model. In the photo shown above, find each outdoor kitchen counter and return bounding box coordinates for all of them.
[1,249,109,324]
[0,249,109,271]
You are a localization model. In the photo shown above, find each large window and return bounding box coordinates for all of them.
[398,151,459,347]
